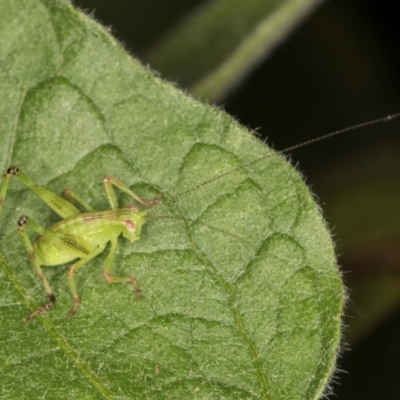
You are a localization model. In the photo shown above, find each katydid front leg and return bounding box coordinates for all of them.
[62,188,94,212]
[103,176,161,209]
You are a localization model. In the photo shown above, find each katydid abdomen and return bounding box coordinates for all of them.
[33,208,144,266]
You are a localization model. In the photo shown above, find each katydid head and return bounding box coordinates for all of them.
[119,207,146,243]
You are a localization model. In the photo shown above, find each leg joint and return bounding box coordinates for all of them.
[68,266,76,277]
[18,215,28,226]
[7,166,19,175]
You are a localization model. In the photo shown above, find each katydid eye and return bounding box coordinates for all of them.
[123,219,136,231]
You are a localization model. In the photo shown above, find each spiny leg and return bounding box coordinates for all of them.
[103,176,160,210]
[62,189,94,212]
[17,216,56,322]
[103,238,141,297]
[67,245,105,318]
[0,167,80,219]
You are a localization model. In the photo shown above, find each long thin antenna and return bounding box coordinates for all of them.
[276,113,400,153]
[145,112,400,214]
[146,215,253,246]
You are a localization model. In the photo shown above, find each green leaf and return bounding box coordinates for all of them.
[145,0,324,101]
[0,0,343,399]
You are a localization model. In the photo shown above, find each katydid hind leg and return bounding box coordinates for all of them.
[0,167,81,219]
[17,216,56,322]
[103,238,141,297]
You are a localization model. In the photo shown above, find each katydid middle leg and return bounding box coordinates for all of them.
[103,238,141,297]
[67,245,105,318]
[62,189,94,212]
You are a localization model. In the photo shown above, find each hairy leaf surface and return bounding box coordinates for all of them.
[0,1,343,399]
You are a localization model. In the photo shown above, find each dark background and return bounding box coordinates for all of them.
[73,0,400,398]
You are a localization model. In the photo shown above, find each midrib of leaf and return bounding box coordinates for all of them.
[185,221,272,399]
[0,252,117,400]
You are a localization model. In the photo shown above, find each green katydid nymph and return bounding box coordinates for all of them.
[0,168,153,321]
[0,113,399,322]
